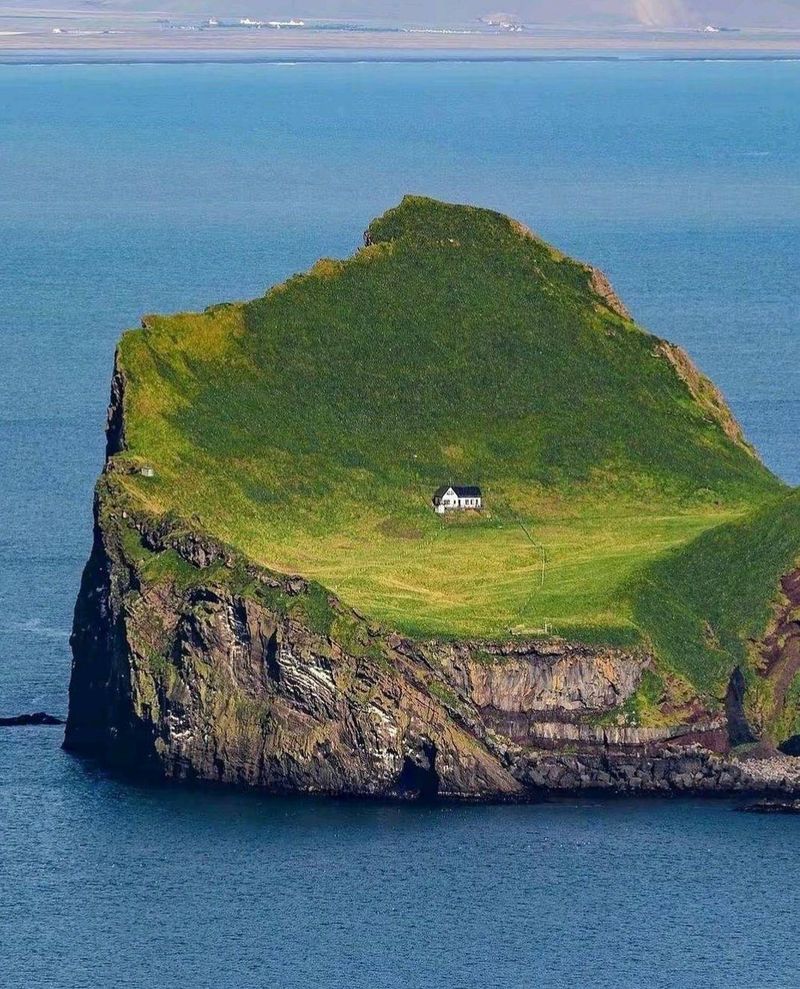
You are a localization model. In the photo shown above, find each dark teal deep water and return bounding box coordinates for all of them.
[1,60,799,987]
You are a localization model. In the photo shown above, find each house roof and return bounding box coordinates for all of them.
[433,485,482,499]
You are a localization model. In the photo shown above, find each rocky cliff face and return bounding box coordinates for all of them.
[65,471,800,801]
[66,487,522,799]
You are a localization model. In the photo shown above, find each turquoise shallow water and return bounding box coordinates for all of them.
[1,60,799,987]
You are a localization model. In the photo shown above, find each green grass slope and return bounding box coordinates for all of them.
[633,489,800,694]
[113,196,799,701]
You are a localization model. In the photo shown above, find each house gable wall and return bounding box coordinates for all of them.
[433,486,483,512]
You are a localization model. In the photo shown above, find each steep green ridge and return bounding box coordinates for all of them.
[633,489,800,694]
[113,196,798,699]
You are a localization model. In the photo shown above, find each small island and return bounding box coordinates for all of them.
[65,196,800,800]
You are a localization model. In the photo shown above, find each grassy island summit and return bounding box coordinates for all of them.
[67,197,800,798]
[115,197,798,688]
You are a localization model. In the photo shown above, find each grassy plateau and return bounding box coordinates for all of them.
[111,196,800,701]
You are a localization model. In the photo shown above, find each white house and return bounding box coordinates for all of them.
[432,485,483,514]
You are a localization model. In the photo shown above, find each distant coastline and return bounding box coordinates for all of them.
[2,22,800,62]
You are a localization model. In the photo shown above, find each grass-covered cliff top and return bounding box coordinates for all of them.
[111,196,800,697]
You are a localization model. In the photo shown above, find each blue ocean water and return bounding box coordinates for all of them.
[1,59,799,988]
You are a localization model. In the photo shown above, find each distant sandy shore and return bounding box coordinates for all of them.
[1,25,800,58]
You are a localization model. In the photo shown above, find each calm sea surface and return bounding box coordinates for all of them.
[1,59,799,988]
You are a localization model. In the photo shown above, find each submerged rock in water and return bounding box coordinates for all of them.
[740,798,800,814]
[1,712,64,727]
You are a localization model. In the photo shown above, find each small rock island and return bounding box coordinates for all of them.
[66,197,800,799]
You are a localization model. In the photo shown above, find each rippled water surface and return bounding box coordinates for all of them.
[1,59,799,988]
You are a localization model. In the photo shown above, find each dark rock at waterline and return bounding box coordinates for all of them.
[740,798,800,814]
[0,712,64,727]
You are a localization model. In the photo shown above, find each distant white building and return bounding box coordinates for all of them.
[432,485,483,514]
